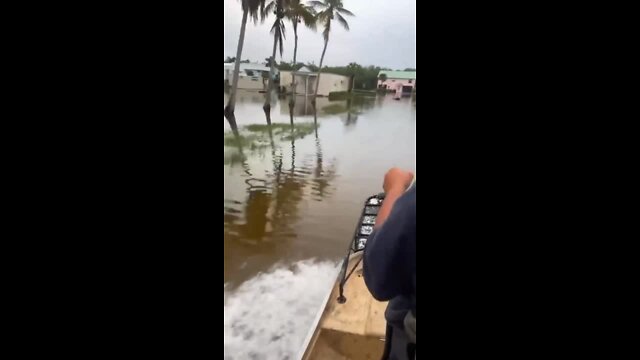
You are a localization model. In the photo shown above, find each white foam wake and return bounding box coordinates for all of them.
[224,259,339,360]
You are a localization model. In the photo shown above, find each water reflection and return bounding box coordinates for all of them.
[275,95,378,118]
[311,112,337,200]
[280,95,317,116]
[224,117,338,285]
[319,96,375,126]
[224,90,415,288]
[343,98,358,128]
[229,89,376,122]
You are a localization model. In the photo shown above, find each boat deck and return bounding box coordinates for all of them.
[303,257,388,359]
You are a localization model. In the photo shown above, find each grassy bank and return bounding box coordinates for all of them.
[328,90,377,101]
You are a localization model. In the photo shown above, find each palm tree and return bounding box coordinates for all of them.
[262,0,287,124]
[286,1,316,107]
[310,0,354,105]
[224,0,266,120]
[378,73,387,89]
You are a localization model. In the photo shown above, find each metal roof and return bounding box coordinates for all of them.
[377,70,416,79]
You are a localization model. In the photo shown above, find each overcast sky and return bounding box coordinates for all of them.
[224,0,416,69]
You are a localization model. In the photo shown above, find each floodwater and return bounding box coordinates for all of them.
[223,90,415,359]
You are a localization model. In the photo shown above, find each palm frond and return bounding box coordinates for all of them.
[270,19,281,35]
[252,1,264,23]
[242,0,263,12]
[270,20,286,57]
[301,6,317,29]
[249,0,261,24]
[262,1,276,21]
[305,5,318,15]
[278,25,284,56]
[280,20,286,40]
[336,7,354,17]
[309,1,326,9]
[315,9,329,23]
[336,12,349,30]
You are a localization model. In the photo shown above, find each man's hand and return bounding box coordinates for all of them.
[375,168,414,228]
[383,168,414,194]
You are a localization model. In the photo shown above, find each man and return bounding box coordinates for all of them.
[363,168,416,360]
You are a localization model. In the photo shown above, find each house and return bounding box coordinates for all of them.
[377,70,416,94]
[224,63,279,91]
[280,66,351,97]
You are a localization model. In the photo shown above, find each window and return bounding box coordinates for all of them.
[408,79,413,83]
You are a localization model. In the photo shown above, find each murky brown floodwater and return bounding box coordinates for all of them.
[223,89,415,359]
[224,90,415,287]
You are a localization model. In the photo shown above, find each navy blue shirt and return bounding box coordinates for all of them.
[363,184,416,328]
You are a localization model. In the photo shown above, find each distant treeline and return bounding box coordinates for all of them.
[224,57,251,63]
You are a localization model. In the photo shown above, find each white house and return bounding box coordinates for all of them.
[280,66,351,96]
[224,63,280,91]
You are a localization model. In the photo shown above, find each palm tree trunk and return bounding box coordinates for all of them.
[289,22,298,108]
[224,9,249,120]
[263,29,279,125]
[293,25,299,69]
[312,38,328,106]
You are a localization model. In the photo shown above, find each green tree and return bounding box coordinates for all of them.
[264,57,278,67]
[378,73,387,88]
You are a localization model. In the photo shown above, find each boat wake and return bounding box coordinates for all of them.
[224,259,339,360]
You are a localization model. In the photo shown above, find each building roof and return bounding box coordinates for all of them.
[292,66,317,76]
[224,62,277,73]
[240,63,273,72]
[284,66,312,74]
[377,70,416,79]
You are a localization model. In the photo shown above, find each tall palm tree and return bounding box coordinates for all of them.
[262,0,287,124]
[224,0,266,120]
[286,1,316,107]
[310,0,353,105]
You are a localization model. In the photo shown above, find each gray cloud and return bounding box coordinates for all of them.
[224,0,416,69]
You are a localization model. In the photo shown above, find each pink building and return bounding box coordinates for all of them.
[377,70,416,95]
